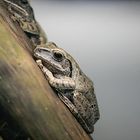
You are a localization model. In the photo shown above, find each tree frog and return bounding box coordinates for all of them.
[34,42,100,133]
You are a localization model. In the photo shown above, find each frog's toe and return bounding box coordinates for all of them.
[36,59,43,68]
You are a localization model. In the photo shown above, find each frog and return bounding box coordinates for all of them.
[4,0,47,47]
[34,42,100,133]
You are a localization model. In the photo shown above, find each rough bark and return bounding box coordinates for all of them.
[0,2,92,140]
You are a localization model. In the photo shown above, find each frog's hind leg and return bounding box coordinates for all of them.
[57,93,92,133]
[58,93,78,115]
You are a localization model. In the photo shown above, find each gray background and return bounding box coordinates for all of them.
[31,1,140,140]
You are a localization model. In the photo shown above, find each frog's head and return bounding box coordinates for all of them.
[34,42,72,76]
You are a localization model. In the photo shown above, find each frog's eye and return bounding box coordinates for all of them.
[53,51,64,62]
[21,0,28,4]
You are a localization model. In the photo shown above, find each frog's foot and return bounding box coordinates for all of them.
[7,4,17,21]
[36,59,43,69]
[10,15,17,21]
[36,60,53,80]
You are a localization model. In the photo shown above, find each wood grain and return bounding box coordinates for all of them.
[0,2,92,140]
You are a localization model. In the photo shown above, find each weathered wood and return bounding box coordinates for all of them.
[0,2,92,140]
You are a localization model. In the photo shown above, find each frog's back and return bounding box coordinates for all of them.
[74,72,100,133]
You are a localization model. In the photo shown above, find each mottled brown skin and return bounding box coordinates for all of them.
[4,0,47,47]
[34,42,100,133]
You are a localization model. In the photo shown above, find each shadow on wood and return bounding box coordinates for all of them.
[0,2,92,140]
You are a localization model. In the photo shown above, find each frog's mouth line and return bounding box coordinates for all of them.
[34,52,64,75]
[42,60,63,75]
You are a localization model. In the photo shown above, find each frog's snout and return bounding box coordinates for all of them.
[34,47,42,58]
[34,47,51,60]
[34,47,41,53]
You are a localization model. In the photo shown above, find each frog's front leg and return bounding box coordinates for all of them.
[36,60,76,90]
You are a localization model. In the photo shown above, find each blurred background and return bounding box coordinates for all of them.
[31,0,140,140]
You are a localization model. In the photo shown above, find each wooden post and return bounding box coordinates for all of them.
[0,2,92,140]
